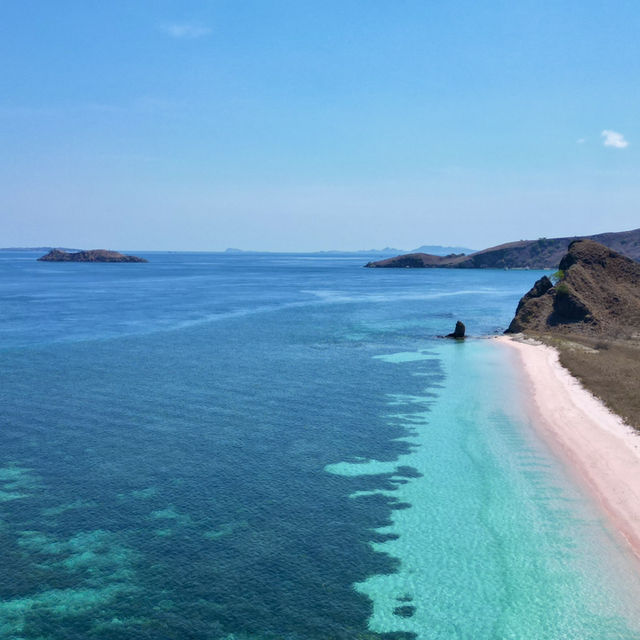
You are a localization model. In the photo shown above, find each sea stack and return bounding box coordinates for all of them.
[364,227,640,270]
[446,320,466,339]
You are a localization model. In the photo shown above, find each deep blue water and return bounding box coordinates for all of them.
[1,251,640,639]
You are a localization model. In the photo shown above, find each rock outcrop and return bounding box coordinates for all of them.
[505,240,640,335]
[365,228,640,270]
[38,249,147,263]
[446,321,466,339]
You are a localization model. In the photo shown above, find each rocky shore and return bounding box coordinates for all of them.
[500,238,640,561]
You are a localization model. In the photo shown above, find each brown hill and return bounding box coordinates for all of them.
[38,249,147,263]
[505,240,640,335]
[365,228,640,269]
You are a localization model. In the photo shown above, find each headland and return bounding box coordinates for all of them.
[365,227,640,269]
[501,238,640,558]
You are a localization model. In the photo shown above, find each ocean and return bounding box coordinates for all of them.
[1,251,640,639]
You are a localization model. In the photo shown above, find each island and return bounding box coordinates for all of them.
[365,227,640,270]
[503,237,640,426]
[37,249,147,263]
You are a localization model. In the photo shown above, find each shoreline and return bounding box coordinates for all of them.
[496,335,640,561]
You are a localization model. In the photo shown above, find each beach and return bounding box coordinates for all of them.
[498,336,640,561]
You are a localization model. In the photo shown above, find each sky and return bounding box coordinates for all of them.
[1,0,639,251]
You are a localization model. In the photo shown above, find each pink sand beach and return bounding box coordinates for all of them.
[497,336,640,560]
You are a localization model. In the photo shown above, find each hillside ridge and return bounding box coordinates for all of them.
[505,239,640,335]
[365,228,640,269]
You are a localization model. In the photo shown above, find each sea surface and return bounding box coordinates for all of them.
[2,251,640,639]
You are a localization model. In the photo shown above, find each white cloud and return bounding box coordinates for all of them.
[601,129,629,148]
[576,138,586,144]
[160,23,211,39]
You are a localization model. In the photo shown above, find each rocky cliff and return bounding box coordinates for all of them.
[366,228,640,269]
[38,249,147,263]
[505,240,640,335]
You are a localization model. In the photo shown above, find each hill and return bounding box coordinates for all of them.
[365,228,640,269]
[505,240,640,335]
[505,239,640,427]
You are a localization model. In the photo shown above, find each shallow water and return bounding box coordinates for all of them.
[1,251,639,639]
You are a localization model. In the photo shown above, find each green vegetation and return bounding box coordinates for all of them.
[551,269,565,284]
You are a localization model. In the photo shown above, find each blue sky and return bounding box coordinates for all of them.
[1,1,639,251]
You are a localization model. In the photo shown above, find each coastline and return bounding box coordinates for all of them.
[496,335,640,561]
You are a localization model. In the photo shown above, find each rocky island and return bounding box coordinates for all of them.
[365,227,640,270]
[37,249,147,263]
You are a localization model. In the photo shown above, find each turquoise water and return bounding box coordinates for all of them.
[1,251,640,639]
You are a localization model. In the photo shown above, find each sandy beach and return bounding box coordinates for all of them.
[497,336,640,560]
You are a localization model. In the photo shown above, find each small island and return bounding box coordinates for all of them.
[37,249,147,263]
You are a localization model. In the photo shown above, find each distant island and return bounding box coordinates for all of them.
[223,247,407,255]
[0,246,80,252]
[37,249,147,263]
[223,245,475,256]
[411,244,475,256]
[365,228,640,269]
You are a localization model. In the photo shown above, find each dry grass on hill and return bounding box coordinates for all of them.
[506,240,640,428]
[538,334,640,429]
